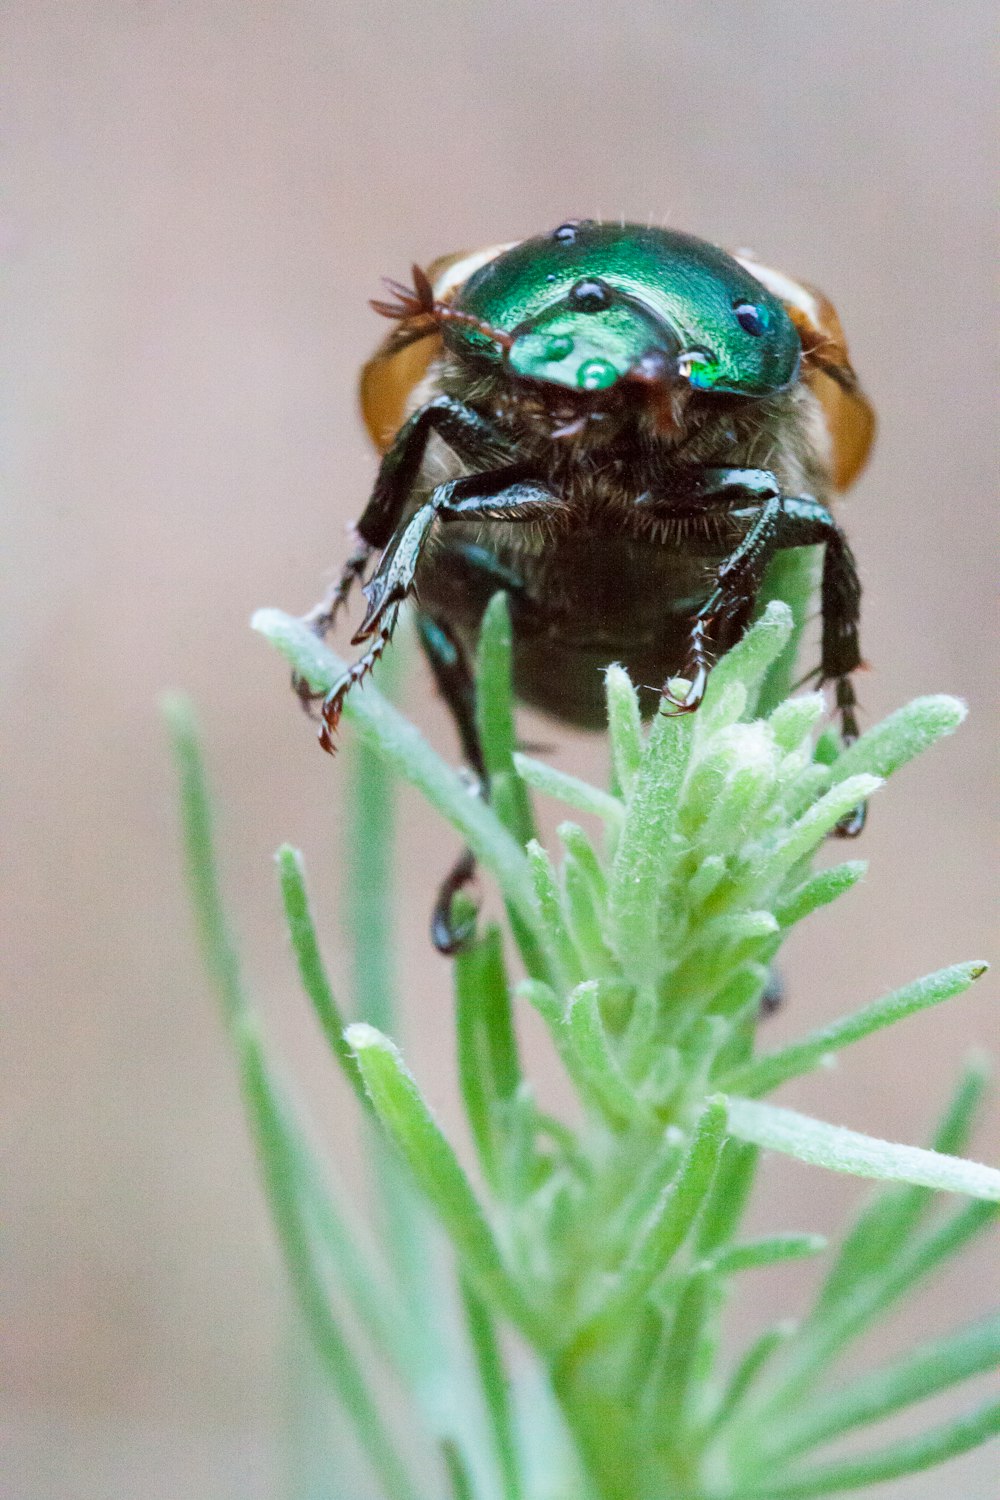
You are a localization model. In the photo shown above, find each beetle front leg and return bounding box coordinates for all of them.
[355,394,513,551]
[660,494,785,716]
[299,395,511,718]
[320,474,564,750]
[294,532,376,715]
[659,491,864,765]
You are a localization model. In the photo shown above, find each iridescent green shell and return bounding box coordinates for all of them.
[451,222,801,397]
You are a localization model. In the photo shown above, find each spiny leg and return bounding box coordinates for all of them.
[656,485,866,833]
[817,524,866,835]
[660,491,785,715]
[317,600,400,754]
[295,532,374,715]
[299,394,512,717]
[321,474,564,750]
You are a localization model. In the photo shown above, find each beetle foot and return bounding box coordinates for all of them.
[304,535,375,641]
[659,669,708,716]
[296,537,376,721]
[318,606,399,754]
[827,672,867,837]
[431,848,480,954]
[660,617,713,717]
[354,572,404,644]
[833,802,867,838]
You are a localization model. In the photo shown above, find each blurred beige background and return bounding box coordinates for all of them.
[4,3,997,1497]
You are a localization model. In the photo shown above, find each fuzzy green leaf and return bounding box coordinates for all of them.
[477,593,536,848]
[830,693,967,786]
[604,663,644,796]
[570,1097,728,1349]
[724,961,988,1097]
[514,753,624,826]
[346,1023,545,1345]
[276,845,368,1111]
[764,1312,1000,1465]
[710,1234,827,1275]
[609,704,694,984]
[725,1096,1000,1199]
[455,924,521,1191]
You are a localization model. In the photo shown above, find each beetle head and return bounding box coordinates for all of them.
[451,221,802,411]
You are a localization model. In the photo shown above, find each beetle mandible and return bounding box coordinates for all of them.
[300,221,875,950]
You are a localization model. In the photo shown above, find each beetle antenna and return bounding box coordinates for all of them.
[371,264,514,351]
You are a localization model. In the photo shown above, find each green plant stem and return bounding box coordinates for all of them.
[566,1098,728,1354]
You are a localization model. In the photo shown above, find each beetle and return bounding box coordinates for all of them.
[300,221,875,950]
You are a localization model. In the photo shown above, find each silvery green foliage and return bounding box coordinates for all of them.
[168,598,997,1500]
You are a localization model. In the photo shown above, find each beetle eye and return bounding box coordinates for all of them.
[568,277,613,312]
[552,219,595,245]
[734,302,768,336]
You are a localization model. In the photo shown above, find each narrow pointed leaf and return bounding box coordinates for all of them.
[814,1053,993,1313]
[455,924,521,1189]
[738,1398,1000,1498]
[724,961,988,1098]
[346,1023,545,1344]
[765,1312,1000,1464]
[570,1098,727,1348]
[774,861,867,929]
[711,1234,827,1275]
[830,693,967,786]
[604,663,644,796]
[514,753,624,826]
[477,592,536,847]
[460,1276,521,1500]
[725,1096,1000,1199]
[276,845,368,1111]
[609,706,694,983]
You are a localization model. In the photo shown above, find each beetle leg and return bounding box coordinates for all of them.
[353,475,561,643]
[659,490,867,835]
[415,612,486,954]
[661,494,785,715]
[355,394,514,551]
[322,476,564,750]
[298,396,511,718]
[294,532,375,715]
[317,600,401,753]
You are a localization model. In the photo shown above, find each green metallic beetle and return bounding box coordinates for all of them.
[301,221,875,949]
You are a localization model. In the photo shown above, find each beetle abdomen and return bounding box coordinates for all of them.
[416,524,736,728]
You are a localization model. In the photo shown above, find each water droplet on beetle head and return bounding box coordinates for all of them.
[544,335,574,360]
[577,358,617,391]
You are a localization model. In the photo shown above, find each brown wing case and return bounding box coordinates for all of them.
[359,244,515,453]
[734,252,876,491]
